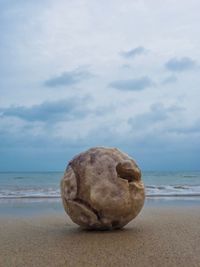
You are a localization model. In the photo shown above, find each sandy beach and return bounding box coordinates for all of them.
[0,205,200,267]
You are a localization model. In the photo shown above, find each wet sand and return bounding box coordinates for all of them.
[0,206,200,267]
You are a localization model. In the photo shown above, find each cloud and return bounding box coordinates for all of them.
[121,64,131,69]
[169,119,200,134]
[1,1,200,171]
[120,46,147,59]
[0,98,88,122]
[165,57,197,72]
[44,69,92,87]
[109,76,154,91]
[161,75,178,85]
[128,103,184,129]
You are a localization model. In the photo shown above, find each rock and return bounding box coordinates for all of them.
[60,147,145,230]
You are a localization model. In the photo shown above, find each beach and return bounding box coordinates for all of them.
[1,0,200,265]
[0,201,200,267]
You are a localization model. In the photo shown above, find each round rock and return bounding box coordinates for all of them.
[60,147,145,230]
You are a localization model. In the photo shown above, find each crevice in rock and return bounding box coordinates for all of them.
[116,162,137,182]
[74,197,101,221]
[118,174,135,182]
[69,162,101,222]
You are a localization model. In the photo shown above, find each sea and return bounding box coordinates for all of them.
[0,171,200,199]
[0,171,199,216]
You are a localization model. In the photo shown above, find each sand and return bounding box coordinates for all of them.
[0,206,200,267]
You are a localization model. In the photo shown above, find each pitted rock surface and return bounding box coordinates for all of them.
[60,147,145,229]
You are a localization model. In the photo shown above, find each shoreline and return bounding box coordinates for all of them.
[0,197,200,218]
[0,205,200,266]
[1,193,200,199]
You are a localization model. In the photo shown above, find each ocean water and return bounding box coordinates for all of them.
[0,171,200,199]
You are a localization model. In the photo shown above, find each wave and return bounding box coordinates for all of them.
[0,185,200,199]
[0,189,60,199]
[146,184,200,197]
[182,175,198,178]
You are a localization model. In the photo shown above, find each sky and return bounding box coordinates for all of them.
[0,0,200,171]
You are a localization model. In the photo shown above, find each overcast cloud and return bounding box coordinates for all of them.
[44,69,92,87]
[165,57,198,72]
[120,46,147,59]
[109,76,154,91]
[0,0,199,171]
